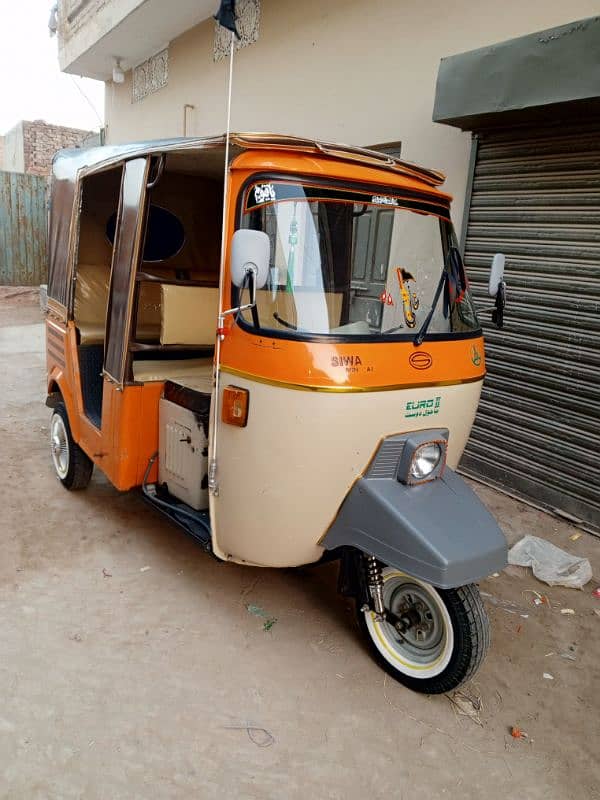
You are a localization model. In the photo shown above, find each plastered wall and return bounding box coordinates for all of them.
[104,0,600,234]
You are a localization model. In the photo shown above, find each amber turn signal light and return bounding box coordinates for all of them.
[222,385,249,427]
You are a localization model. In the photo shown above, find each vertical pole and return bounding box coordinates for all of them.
[285,201,298,293]
[459,133,479,257]
[209,30,235,497]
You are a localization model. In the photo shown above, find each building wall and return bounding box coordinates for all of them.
[22,120,94,177]
[104,0,599,233]
[2,123,26,173]
[1,120,93,177]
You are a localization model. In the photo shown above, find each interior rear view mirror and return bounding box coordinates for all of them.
[488,253,505,298]
[231,229,270,291]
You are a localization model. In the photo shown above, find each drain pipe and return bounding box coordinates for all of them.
[183,104,195,137]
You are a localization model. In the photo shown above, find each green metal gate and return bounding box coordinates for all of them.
[0,171,48,286]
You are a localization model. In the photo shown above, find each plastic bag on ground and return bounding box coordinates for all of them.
[508,535,592,589]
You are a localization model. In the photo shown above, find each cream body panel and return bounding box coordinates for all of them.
[210,375,483,568]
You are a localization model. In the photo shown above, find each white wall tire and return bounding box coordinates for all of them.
[365,570,454,679]
[357,567,490,694]
[50,404,93,490]
[51,412,70,480]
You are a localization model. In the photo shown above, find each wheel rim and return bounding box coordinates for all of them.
[364,569,454,679]
[50,413,70,480]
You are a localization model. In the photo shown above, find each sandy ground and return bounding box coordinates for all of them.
[0,291,598,800]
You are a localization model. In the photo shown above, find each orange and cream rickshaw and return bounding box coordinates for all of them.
[45,134,507,694]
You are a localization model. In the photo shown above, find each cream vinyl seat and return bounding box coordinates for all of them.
[132,357,214,383]
[73,264,110,344]
[74,264,165,344]
[74,265,219,346]
[159,286,219,345]
[132,286,219,383]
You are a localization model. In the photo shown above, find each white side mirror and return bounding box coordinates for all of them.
[231,229,270,290]
[488,253,505,297]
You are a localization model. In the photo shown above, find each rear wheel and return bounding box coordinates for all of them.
[357,567,489,694]
[50,403,93,490]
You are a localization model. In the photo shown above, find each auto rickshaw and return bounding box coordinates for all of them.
[45,133,508,694]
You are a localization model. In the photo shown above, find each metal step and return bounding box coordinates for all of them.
[142,484,213,553]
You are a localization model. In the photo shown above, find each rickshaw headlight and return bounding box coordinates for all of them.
[409,443,443,480]
[367,429,448,484]
[396,430,448,485]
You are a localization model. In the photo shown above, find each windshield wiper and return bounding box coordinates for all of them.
[413,269,447,346]
[414,245,465,345]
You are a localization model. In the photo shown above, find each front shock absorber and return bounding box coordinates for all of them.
[365,555,385,618]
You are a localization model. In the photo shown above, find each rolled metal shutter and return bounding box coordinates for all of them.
[460,121,600,533]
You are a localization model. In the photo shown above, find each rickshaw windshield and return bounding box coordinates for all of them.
[238,179,480,340]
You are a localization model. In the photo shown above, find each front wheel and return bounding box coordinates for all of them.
[357,568,489,694]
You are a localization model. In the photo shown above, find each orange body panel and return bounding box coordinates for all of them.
[46,318,88,441]
[105,380,163,490]
[221,331,485,391]
[47,317,163,490]
[229,150,452,202]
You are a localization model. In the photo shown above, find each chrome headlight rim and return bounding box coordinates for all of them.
[395,430,449,486]
[409,442,443,481]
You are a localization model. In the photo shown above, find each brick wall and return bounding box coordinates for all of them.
[21,120,94,177]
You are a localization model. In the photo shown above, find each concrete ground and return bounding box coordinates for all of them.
[0,288,598,800]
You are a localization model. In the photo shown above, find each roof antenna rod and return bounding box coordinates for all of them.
[209,2,240,497]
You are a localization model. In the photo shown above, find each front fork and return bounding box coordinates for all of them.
[342,550,422,635]
[364,554,386,618]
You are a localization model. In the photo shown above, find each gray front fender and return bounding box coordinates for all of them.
[322,467,507,589]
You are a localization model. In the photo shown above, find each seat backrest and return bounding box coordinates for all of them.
[160,285,220,345]
[74,264,110,344]
[74,264,217,345]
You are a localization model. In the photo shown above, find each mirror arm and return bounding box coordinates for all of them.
[218,266,257,341]
[478,281,506,328]
[491,281,506,329]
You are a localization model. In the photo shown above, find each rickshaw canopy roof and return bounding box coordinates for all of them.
[51,132,446,186]
[47,133,447,311]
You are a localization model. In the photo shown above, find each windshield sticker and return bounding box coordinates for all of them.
[371,194,398,206]
[379,290,395,306]
[396,267,418,329]
[404,396,441,419]
[244,181,451,220]
[253,183,276,204]
[470,344,482,367]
